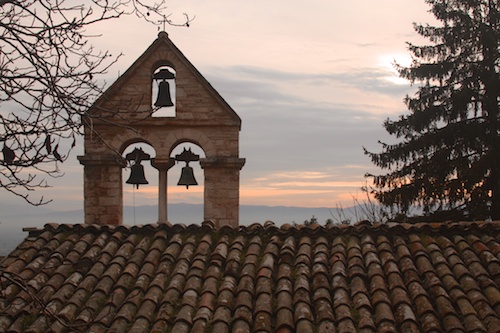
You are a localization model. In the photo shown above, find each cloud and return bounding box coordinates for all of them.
[1,1,438,212]
[206,65,414,116]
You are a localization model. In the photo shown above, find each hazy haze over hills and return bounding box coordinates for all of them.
[0,203,364,256]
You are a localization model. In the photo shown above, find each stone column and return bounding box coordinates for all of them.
[78,154,125,225]
[151,158,175,223]
[200,157,245,228]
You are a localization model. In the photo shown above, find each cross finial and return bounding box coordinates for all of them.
[159,15,168,31]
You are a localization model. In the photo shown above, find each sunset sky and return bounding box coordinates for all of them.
[2,1,438,212]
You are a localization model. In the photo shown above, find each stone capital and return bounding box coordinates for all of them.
[199,157,246,170]
[151,158,175,171]
[77,154,126,167]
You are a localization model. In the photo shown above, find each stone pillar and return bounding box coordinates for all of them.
[200,157,246,228]
[151,159,175,223]
[78,155,125,225]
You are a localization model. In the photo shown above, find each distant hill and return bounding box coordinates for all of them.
[0,203,361,256]
[0,203,353,228]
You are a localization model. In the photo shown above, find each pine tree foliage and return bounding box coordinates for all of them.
[365,0,500,220]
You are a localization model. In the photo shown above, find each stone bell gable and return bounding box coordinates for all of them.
[79,32,245,227]
[87,31,241,126]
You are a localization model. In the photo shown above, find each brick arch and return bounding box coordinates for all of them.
[169,140,206,158]
[119,138,157,156]
[164,128,216,158]
[151,59,176,72]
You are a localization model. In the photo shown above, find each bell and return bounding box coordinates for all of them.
[126,162,148,189]
[154,80,174,107]
[177,165,198,189]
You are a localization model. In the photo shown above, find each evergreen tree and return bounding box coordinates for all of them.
[365,0,500,220]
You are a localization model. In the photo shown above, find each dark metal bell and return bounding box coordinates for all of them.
[177,165,198,189]
[154,80,174,107]
[126,162,148,189]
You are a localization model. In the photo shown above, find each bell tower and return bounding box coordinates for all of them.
[78,32,245,227]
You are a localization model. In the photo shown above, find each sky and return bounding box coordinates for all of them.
[1,0,438,213]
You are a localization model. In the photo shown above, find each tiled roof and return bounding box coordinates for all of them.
[1,221,500,333]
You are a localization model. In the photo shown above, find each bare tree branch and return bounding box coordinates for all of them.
[0,0,194,205]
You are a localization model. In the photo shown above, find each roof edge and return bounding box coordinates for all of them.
[24,220,500,236]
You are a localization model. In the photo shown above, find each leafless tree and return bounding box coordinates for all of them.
[0,0,193,205]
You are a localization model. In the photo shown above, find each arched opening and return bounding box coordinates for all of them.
[122,142,157,224]
[168,142,205,224]
[152,65,176,117]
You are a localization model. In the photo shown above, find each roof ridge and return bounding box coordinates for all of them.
[20,220,500,237]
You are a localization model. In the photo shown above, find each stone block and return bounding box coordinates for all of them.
[99,197,120,207]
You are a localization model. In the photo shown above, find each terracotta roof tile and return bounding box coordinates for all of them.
[352,279,372,310]
[2,220,500,332]
[276,307,293,330]
[296,318,314,333]
[337,317,357,332]
[233,305,252,327]
[312,274,330,295]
